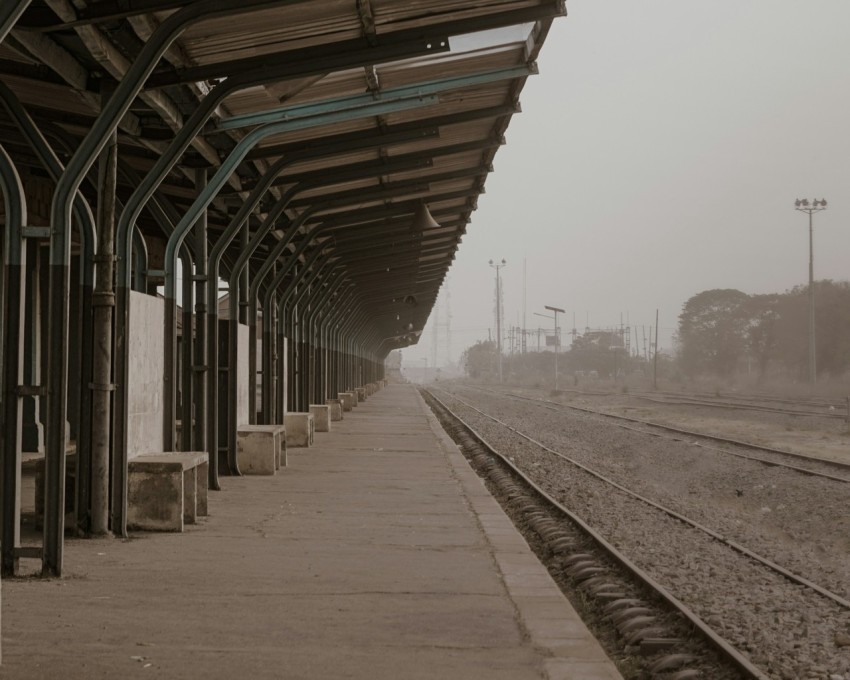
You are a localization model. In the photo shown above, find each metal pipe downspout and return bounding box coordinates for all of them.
[180,249,193,452]
[89,124,117,536]
[192,169,208,465]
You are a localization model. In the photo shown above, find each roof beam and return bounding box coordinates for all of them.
[8,29,143,136]
[233,135,501,194]
[42,0,240,190]
[144,1,561,89]
[18,0,197,31]
[246,104,518,160]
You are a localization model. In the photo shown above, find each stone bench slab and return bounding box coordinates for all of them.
[309,405,331,432]
[325,398,343,422]
[128,452,208,532]
[284,412,315,447]
[237,424,286,474]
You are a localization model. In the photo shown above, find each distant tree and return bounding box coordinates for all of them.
[462,340,496,379]
[744,293,781,383]
[678,289,750,377]
[568,330,623,377]
[774,280,850,379]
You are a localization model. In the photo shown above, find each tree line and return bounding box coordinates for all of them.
[677,281,850,381]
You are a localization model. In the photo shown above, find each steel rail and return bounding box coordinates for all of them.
[424,388,771,680]
[490,387,850,482]
[437,387,850,612]
[633,393,846,419]
[644,389,846,410]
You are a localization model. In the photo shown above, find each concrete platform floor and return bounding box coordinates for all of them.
[1,384,622,680]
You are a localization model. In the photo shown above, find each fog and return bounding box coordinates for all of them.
[403,0,850,369]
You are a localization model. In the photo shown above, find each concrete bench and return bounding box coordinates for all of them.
[237,424,286,474]
[339,391,355,411]
[284,412,315,447]
[355,386,367,402]
[309,404,331,432]
[127,452,208,532]
[326,398,343,422]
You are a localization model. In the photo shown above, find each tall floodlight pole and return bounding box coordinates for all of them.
[545,305,565,392]
[794,198,827,383]
[489,259,507,382]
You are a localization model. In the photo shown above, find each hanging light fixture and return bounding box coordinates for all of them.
[412,201,440,231]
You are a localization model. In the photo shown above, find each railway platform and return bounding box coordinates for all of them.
[1,384,622,680]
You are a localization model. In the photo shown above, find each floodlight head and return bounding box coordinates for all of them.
[822,199,827,207]
[795,199,802,207]
[802,199,810,207]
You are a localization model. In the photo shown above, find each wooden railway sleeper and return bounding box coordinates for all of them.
[611,606,655,625]
[626,626,668,645]
[585,580,624,594]
[668,670,701,680]
[604,598,647,613]
[639,637,685,653]
[618,615,657,635]
[649,653,697,673]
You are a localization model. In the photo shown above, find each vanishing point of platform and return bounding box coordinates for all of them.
[1,385,622,680]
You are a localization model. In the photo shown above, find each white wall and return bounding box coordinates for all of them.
[236,323,250,425]
[128,291,164,458]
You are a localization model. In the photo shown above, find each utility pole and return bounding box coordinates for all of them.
[794,198,827,383]
[522,258,527,353]
[445,286,452,365]
[489,259,507,383]
[536,306,564,393]
[548,306,565,393]
[653,309,659,390]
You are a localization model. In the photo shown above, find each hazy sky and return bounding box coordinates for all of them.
[403,0,850,368]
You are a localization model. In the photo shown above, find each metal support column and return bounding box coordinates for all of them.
[1,145,27,575]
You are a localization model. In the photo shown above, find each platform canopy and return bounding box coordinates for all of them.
[1,0,562,349]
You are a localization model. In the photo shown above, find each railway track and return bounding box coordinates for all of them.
[632,393,847,420]
[546,386,849,420]
[424,389,765,680]
[481,386,850,484]
[425,386,850,680]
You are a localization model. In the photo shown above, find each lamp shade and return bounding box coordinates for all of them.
[412,202,440,231]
